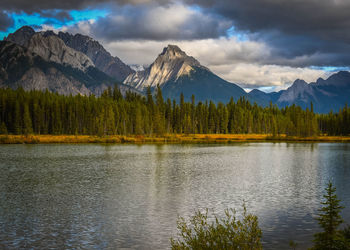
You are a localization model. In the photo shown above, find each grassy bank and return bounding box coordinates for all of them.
[1,134,350,144]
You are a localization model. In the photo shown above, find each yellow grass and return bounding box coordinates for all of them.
[0,134,350,144]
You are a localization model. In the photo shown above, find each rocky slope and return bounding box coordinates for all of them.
[0,41,90,95]
[6,26,134,82]
[26,33,94,72]
[0,41,137,96]
[56,32,134,81]
[5,26,35,46]
[124,45,246,102]
[124,45,202,90]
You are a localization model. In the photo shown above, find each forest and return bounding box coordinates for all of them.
[0,86,349,137]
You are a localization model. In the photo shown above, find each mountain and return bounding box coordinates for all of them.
[56,32,134,81]
[6,26,134,82]
[246,71,350,113]
[272,71,350,113]
[0,41,94,95]
[0,42,136,96]
[124,45,246,102]
[3,26,139,96]
[5,26,35,46]
[25,33,94,72]
[128,64,146,72]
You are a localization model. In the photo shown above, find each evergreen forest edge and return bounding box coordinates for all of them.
[0,86,349,137]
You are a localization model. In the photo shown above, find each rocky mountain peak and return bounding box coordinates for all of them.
[160,45,186,58]
[291,79,308,89]
[25,33,94,72]
[124,45,204,90]
[5,26,35,46]
[4,26,134,82]
[55,31,134,81]
[156,44,200,67]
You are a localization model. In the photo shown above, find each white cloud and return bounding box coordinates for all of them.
[59,3,231,41]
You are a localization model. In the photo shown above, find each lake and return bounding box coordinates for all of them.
[0,143,349,249]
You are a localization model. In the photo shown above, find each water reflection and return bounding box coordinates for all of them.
[0,143,349,249]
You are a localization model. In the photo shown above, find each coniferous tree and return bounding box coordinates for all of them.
[312,181,348,250]
[0,121,8,134]
[23,103,33,135]
[0,87,349,137]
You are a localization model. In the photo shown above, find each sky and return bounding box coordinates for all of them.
[1,0,350,91]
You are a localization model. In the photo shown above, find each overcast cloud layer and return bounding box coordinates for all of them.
[89,4,232,41]
[0,11,14,31]
[1,0,350,90]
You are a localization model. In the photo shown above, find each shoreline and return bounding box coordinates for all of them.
[1,134,350,144]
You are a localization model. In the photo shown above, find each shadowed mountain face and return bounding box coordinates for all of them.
[124,45,246,102]
[247,71,350,113]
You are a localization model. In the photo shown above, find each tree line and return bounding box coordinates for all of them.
[0,86,349,136]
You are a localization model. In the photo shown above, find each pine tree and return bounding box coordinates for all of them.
[13,100,21,134]
[0,121,8,134]
[312,181,348,249]
[23,103,33,135]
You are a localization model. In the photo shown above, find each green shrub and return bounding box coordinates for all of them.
[171,205,262,250]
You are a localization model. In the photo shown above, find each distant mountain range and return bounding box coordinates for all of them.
[1,26,350,113]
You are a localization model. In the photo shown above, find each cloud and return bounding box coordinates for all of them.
[0,11,14,31]
[0,0,170,13]
[186,0,350,41]
[185,0,350,67]
[61,4,232,41]
[39,10,73,22]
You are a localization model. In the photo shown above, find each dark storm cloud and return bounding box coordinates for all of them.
[0,0,171,13]
[186,0,350,40]
[39,10,73,22]
[185,0,350,66]
[87,4,231,41]
[0,11,14,31]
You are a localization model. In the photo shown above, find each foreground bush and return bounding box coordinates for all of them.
[171,205,262,250]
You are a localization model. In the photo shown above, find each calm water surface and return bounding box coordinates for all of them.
[0,143,350,249]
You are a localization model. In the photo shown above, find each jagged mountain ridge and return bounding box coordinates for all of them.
[247,71,350,113]
[0,40,94,95]
[26,33,94,72]
[6,27,94,72]
[6,26,134,82]
[56,31,134,81]
[0,40,137,96]
[3,26,140,96]
[124,45,246,102]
